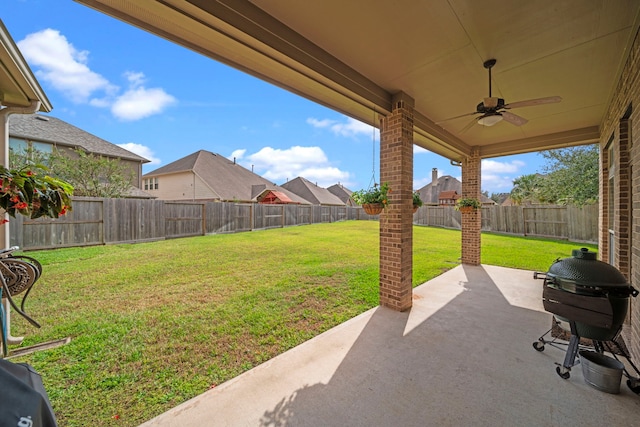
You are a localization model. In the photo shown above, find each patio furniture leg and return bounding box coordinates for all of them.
[2,298,24,345]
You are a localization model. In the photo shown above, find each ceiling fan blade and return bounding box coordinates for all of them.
[459,117,479,133]
[504,96,562,109]
[501,111,528,126]
[435,111,479,125]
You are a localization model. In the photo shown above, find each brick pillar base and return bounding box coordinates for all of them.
[379,92,414,311]
[461,147,481,265]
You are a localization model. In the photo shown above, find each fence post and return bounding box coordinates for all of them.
[202,203,206,235]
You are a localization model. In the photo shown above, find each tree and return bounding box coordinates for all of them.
[538,145,599,206]
[510,174,544,205]
[11,147,134,198]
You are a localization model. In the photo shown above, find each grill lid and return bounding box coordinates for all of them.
[547,248,629,289]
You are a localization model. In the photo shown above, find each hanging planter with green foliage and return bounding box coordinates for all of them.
[413,191,423,213]
[455,197,482,213]
[352,182,389,215]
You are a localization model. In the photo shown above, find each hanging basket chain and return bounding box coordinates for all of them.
[368,108,378,190]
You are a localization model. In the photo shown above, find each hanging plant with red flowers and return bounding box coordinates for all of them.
[0,164,73,221]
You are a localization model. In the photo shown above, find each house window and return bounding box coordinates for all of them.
[153,178,158,190]
[144,179,149,190]
[9,138,53,166]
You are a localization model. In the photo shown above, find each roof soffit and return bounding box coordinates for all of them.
[74,0,640,160]
[0,20,52,111]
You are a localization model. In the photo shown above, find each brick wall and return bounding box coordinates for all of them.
[600,25,640,361]
[461,147,481,265]
[379,93,414,311]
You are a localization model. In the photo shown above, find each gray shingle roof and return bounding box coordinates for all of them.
[8,114,148,162]
[327,183,354,205]
[144,150,310,204]
[281,177,346,205]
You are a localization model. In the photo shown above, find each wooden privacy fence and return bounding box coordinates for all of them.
[8,198,598,250]
[9,197,376,250]
[413,204,598,243]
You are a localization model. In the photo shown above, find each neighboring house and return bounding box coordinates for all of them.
[256,190,297,204]
[501,196,516,207]
[438,190,459,207]
[417,168,494,206]
[328,183,355,206]
[281,177,346,206]
[142,150,309,203]
[8,113,149,194]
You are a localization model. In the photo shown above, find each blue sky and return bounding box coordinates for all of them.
[4,0,547,194]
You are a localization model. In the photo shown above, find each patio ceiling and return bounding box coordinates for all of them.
[0,20,51,112]
[75,0,640,162]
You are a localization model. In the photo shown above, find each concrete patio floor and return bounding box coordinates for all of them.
[140,265,640,426]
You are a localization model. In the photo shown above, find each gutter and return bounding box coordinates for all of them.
[0,99,41,346]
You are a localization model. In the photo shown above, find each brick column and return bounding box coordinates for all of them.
[461,147,481,265]
[617,119,631,278]
[599,146,609,263]
[379,92,414,311]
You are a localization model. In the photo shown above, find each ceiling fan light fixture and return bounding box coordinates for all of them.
[478,113,503,126]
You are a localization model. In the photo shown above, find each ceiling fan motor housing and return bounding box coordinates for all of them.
[476,97,505,113]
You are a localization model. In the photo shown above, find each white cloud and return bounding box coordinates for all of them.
[18,29,175,121]
[239,146,351,187]
[481,159,526,192]
[482,174,516,192]
[229,149,247,161]
[307,116,373,138]
[413,176,431,190]
[18,29,116,103]
[117,143,161,165]
[482,159,525,173]
[306,118,335,128]
[111,85,176,121]
[124,71,146,87]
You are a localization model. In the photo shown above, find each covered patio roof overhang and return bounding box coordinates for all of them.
[0,19,51,113]
[75,0,640,159]
[74,0,640,309]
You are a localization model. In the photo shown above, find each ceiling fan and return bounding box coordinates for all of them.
[438,59,562,131]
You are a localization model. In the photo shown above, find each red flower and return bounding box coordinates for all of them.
[10,195,20,203]
[0,219,9,225]
[14,202,28,210]
[26,170,34,176]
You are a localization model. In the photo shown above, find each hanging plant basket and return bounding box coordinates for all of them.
[459,206,475,213]
[455,197,482,213]
[413,205,419,214]
[363,203,384,215]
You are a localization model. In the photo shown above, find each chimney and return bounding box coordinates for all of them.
[432,168,438,185]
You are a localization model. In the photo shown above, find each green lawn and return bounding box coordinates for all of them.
[8,221,596,426]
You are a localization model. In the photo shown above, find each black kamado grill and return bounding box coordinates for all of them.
[533,248,640,392]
